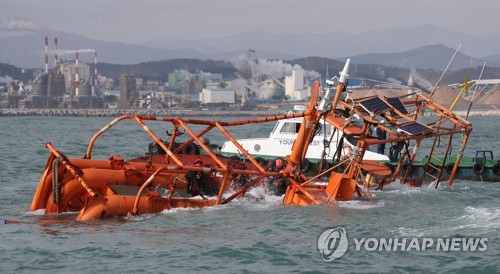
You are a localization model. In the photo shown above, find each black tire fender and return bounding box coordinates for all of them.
[473,163,486,175]
[445,163,456,174]
[492,162,500,176]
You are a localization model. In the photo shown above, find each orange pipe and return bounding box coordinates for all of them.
[287,177,320,205]
[214,122,266,173]
[45,168,145,213]
[178,120,227,169]
[31,152,57,210]
[46,143,96,197]
[130,166,168,216]
[448,128,472,186]
[76,194,172,221]
[165,123,180,163]
[216,172,230,204]
[222,112,309,126]
[172,124,214,154]
[221,176,265,204]
[330,82,346,112]
[287,81,320,171]
[85,115,133,159]
[300,158,350,186]
[134,116,185,167]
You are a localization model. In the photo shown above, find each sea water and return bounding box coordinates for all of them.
[0,115,499,273]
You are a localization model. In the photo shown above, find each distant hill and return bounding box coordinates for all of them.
[98,59,236,80]
[484,54,500,67]
[146,25,500,62]
[1,25,499,70]
[340,45,484,70]
[0,30,205,69]
[0,63,36,83]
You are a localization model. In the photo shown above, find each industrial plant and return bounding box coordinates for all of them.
[0,36,322,111]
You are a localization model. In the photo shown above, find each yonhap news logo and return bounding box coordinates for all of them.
[318,227,488,262]
[317,227,348,261]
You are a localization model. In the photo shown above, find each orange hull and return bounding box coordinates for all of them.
[76,193,217,221]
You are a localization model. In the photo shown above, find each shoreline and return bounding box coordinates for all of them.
[0,108,284,117]
[0,108,499,117]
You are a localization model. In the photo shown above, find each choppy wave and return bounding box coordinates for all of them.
[1,116,500,273]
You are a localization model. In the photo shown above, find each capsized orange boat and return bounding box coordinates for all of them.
[28,59,472,221]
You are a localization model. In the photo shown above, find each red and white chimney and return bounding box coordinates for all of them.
[75,52,79,97]
[54,37,58,73]
[44,36,48,74]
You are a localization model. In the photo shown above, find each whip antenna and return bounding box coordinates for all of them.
[430,42,463,98]
[465,60,487,119]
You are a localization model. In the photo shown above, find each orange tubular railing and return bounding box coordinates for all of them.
[133,116,185,167]
[46,142,96,198]
[177,120,227,169]
[214,122,266,173]
[129,166,169,216]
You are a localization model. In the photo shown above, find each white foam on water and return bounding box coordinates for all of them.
[378,181,412,191]
[462,206,500,227]
[337,199,385,210]
[26,209,47,216]
[222,186,284,210]
[158,186,284,215]
[160,206,204,215]
[395,226,426,237]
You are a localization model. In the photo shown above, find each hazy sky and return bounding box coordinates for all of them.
[1,0,499,44]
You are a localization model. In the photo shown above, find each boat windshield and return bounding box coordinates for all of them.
[270,121,280,136]
[278,121,333,137]
[280,122,301,134]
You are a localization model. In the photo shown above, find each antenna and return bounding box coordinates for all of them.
[430,42,462,98]
[325,64,329,81]
[465,60,487,119]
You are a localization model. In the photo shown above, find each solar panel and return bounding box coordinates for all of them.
[399,121,431,135]
[386,97,408,115]
[359,97,391,115]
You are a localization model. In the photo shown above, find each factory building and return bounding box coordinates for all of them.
[200,88,235,104]
[31,74,48,96]
[47,73,65,97]
[28,74,54,108]
[118,74,138,108]
[285,69,308,100]
[57,61,91,95]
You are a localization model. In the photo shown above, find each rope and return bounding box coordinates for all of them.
[318,105,335,171]
[51,156,64,206]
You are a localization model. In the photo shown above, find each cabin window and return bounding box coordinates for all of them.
[280,122,301,134]
[271,122,280,135]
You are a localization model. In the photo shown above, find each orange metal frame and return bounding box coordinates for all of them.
[27,59,474,221]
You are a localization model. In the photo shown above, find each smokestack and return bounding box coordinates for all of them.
[54,37,58,73]
[75,52,79,97]
[93,51,97,96]
[44,36,48,74]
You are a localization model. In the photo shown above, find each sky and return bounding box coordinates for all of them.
[1,0,499,44]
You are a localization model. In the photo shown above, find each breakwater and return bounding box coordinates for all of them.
[0,108,284,117]
[1,108,499,117]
